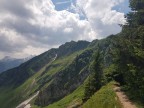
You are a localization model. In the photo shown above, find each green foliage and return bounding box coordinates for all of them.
[104,64,122,83]
[110,33,144,104]
[83,50,103,102]
[45,84,85,108]
[129,0,144,11]
[125,0,144,27]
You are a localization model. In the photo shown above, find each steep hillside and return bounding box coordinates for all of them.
[0,40,90,108]
[82,82,122,108]
[0,31,143,108]
[0,35,125,108]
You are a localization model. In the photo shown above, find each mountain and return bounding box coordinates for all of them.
[0,35,144,108]
[0,56,34,73]
[0,1,144,108]
[0,32,143,108]
[0,40,92,108]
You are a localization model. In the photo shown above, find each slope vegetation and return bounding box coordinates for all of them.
[0,41,91,108]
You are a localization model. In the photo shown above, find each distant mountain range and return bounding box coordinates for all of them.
[0,56,34,73]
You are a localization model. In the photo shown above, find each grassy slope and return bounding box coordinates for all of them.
[31,84,84,108]
[39,50,83,78]
[31,51,86,108]
[32,82,122,108]
[82,82,122,108]
[46,85,84,108]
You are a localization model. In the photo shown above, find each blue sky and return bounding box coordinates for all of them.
[52,0,130,13]
[0,0,130,59]
[52,0,72,10]
[52,0,130,21]
[112,0,130,13]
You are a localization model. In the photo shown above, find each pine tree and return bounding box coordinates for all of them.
[83,51,103,102]
[126,0,144,27]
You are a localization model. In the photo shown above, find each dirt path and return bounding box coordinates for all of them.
[114,86,137,108]
[16,91,39,108]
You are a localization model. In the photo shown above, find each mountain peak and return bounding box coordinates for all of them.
[1,56,15,62]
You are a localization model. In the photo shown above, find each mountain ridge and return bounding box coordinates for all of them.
[0,55,34,73]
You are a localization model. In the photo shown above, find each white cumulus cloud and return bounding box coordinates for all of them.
[0,0,126,59]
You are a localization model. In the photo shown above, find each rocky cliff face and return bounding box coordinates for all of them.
[35,49,93,106]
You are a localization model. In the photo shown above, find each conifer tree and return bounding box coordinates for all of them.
[126,0,144,26]
[83,50,102,102]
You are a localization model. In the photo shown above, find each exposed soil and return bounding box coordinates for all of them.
[114,86,137,108]
[16,91,39,108]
